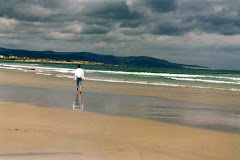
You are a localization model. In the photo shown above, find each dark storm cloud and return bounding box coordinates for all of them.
[83,1,141,20]
[195,15,240,35]
[124,0,240,36]
[119,20,142,28]
[177,0,240,35]
[150,22,192,36]
[144,0,177,12]
[128,0,177,13]
[1,0,240,36]
[1,0,240,69]
[0,0,61,22]
[81,25,111,34]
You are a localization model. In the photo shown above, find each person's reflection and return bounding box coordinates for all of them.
[73,92,84,111]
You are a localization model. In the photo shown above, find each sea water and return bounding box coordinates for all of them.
[1,61,240,92]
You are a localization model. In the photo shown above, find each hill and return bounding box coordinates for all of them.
[0,47,206,69]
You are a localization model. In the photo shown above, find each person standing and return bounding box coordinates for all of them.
[74,64,85,94]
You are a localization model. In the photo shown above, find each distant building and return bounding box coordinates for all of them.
[0,55,4,59]
[9,55,17,58]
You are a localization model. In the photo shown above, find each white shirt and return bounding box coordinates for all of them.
[75,68,85,80]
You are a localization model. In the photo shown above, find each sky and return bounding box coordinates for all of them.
[0,0,240,70]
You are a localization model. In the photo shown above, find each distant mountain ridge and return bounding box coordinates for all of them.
[0,47,207,68]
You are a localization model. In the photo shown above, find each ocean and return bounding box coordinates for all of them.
[1,61,240,92]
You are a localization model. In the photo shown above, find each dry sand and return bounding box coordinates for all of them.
[1,68,240,108]
[0,101,240,160]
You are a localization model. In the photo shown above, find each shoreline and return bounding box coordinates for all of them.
[0,101,240,160]
[1,68,240,108]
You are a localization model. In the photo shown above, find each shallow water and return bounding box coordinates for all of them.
[0,85,239,134]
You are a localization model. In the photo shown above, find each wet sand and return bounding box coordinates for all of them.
[0,101,240,160]
[1,85,240,134]
[1,68,240,108]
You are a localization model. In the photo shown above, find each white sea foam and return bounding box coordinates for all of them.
[148,82,186,87]
[86,78,149,85]
[56,74,74,79]
[170,77,240,85]
[214,76,240,81]
[84,69,207,78]
[86,78,189,87]
[190,86,212,89]
[229,88,240,92]
[36,72,52,76]
[0,63,75,74]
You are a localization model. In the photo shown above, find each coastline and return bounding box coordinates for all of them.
[0,101,240,160]
[1,68,240,108]
[0,59,107,66]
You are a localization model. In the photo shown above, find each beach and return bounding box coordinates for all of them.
[0,67,240,159]
[2,0,240,159]
[0,101,240,160]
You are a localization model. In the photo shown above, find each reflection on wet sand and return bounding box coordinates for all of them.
[73,92,84,111]
[0,85,239,134]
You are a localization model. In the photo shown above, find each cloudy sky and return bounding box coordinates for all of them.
[0,0,240,70]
